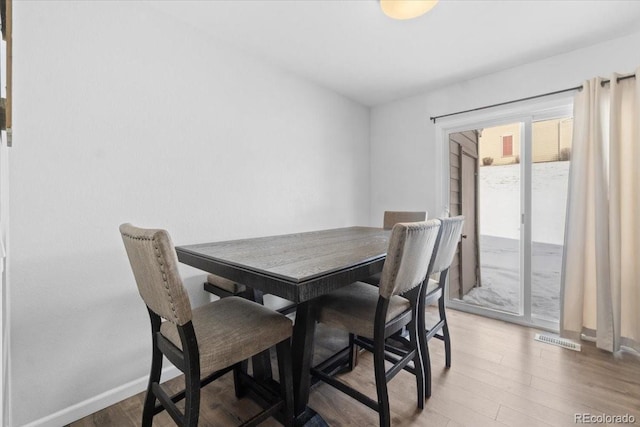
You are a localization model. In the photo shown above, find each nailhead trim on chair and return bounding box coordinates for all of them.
[121,231,181,323]
[153,238,180,323]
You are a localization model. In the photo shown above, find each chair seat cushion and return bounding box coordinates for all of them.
[424,278,443,306]
[160,297,292,375]
[316,281,411,339]
[426,278,439,295]
[207,273,246,294]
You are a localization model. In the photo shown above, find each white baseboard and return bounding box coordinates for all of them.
[21,366,180,427]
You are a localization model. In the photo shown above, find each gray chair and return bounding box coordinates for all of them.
[204,273,296,383]
[311,220,441,427]
[204,273,247,297]
[120,224,294,427]
[363,211,427,287]
[205,274,297,315]
[383,211,427,230]
[419,215,464,398]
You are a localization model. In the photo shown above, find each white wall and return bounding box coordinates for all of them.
[370,30,640,223]
[9,2,370,426]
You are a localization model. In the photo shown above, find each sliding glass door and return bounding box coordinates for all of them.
[531,118,572,323]
[444,103,572,330]
[471,122,522,316]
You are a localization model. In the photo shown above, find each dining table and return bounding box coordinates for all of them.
[175,226,390,426]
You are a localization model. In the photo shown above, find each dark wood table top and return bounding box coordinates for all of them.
[177,226,391,424]
[176,226,390,303]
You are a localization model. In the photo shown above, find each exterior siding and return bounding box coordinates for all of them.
[533,120,560,162]
[478,118,572,166]
[479,123,521,166]
[559,118,573,153]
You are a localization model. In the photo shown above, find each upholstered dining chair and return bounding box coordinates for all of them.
[120,224,294,427]
[204,273,247,298]
[362,211,427,288]
[204,274,297,315]
[311,220,441,427]
[204,273,297,383]
[419,215,464,399]
[383,211,427,230]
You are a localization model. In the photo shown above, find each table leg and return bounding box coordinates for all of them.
[292,301,315,414]
[291,300,331,427]
[247,289,273,381]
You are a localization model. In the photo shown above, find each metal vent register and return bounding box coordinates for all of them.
[534,333,582,351]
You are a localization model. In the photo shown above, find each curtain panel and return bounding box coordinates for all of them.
[561,68,640,353]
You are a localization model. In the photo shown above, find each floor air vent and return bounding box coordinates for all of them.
[534,333,581,351]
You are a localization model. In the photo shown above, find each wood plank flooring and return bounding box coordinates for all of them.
[70,308,640,426]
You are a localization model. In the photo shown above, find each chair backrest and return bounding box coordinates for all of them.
[383,211,427,230]
[429,216,465,275]
[379,219,441,299]
[120,223,192,326]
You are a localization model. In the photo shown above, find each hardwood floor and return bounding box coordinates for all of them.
[70,308,640,426]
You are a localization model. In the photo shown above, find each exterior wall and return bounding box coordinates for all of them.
[533,120,561,162]
[559,118,573,158]
[478,119,573,166]
[478,123,521,166]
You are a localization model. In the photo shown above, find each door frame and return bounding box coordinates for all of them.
[459,143,479,297]
[447,131,480,300]
[1,1,11,424]
[434,95,573,331]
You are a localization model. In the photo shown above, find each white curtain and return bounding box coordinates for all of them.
[561,68,640,352]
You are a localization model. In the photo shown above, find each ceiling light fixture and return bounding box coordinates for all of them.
[380,0,439,20]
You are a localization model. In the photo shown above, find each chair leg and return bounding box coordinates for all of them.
[417,297,432,400]
[180,324,201,427]
[276,339,295,427]
[143,311,163,427]
[233,361,248,399]
[142,341,163,427]
[439,296,451,368]
[183,370,200,427]
[348,333,358,371]
[374,336,391,427]
[422,339,432,399]
[408,318,425,409]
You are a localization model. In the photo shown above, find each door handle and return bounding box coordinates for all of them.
[462,234,468,239]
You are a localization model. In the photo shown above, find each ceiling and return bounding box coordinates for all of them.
[149,1,640,106]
